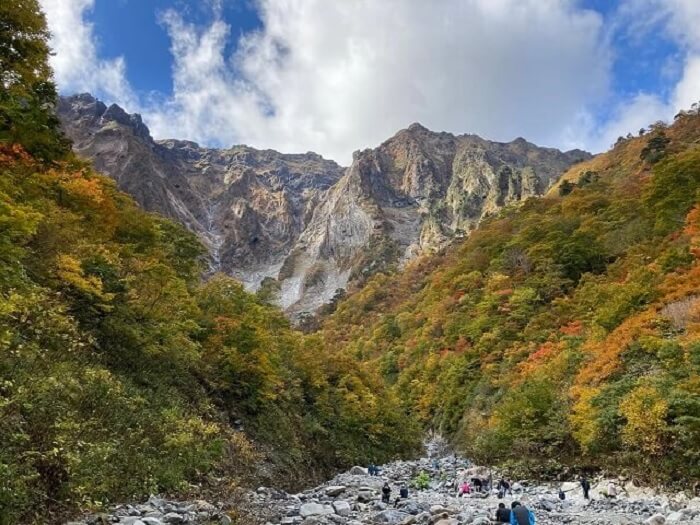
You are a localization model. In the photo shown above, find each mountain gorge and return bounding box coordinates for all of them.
[58,94,588,316]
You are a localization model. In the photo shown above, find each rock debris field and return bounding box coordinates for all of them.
[67,446,700,525]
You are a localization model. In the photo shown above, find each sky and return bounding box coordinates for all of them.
[39,0,700,164]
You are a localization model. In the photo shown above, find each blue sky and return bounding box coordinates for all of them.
[40,0,700,163]
[90,0,262,95]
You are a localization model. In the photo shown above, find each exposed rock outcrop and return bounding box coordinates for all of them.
[58,94,589,317]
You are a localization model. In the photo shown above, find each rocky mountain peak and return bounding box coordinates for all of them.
[57,94,590,319]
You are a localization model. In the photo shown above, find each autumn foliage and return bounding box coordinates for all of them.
[318,113,700,483]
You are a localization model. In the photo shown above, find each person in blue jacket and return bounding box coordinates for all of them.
[510,501,536,525]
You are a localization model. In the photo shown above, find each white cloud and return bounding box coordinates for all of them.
[41,0,615,162]
[39,0,136,109]
[145,0,612,162]
[592,93,670,151]
[42,0,700,163]
[674,55,700,110]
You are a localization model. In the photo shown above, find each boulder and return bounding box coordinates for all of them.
[357,491,374,503]
[300,503,334,518]
[397,501,424,515]
[332,501,351,517]
[120,519,145,525]
[645,514,666,525]
[162,514,184,524]
[666,512,684,523]
[326,486,347,497]
[349,466,367,475]
[433,519,459,525]
[374,509,411,524]
[428,513,448,525]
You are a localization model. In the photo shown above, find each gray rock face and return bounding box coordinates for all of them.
[58,94,589,318]
[299,502,335,518]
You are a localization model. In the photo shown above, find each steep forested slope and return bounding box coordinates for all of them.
[0,145,418,523]
[319,112,700,483]
[0,3,418,523]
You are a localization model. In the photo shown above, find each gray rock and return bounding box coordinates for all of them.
[58,94,586,319]
[645,515,666,525]
[397,501,424,515]
[332,501,352,517]
[433,519,459,525]
[373,509,411,524]
[357,491,374,503]
[667,512,684,524]
[326,486,347,497]
[300,503,334,518]
[429,505,447,515]
[162,513,184,524]
[120,519,145,525]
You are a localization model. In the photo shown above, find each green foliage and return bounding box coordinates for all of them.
[319,112,700,485]
[0,0,69,160]
[0,148,420,522]
[412,471,430,490]
[640,131,671,164]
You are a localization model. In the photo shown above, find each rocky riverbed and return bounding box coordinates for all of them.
[67,446,700,525]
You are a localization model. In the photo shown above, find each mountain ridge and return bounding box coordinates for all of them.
[57,93,590,316]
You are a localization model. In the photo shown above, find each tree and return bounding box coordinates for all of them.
[640,131,671,164]
[0,0,69,160]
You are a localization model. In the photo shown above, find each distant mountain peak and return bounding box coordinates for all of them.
[57,93,590,319]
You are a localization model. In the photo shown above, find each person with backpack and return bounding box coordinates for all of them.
[495,502,511,523]
[510,501,536,525]
[382,482,391,503]
[580,477,591,500]
[393,484,409,507]
[499,478,512,495]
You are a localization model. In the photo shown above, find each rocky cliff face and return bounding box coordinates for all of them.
[58,94,589,316]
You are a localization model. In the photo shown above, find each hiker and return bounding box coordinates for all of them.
[605,481,618,499]
[472,477,483,492]
[510,501,536,525]
[394,484,409,507]
[580,477,591,500]
[558,488,566,500]
[495,502,511,523]
[382,482,391,503]
[458,481,471,497]
[498,479,511,493]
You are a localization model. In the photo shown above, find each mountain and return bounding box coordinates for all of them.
[57,94,589,316]
[318,110,700,483]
